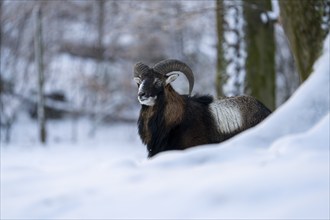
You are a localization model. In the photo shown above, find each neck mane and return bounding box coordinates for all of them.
[163,85,185,127]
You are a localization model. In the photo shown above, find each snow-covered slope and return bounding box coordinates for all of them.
[1,37,329,219]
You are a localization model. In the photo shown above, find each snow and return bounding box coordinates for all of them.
[261,0,280,24]
[1,37,330,219]
[260,11,278,24]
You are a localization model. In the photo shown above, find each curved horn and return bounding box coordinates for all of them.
[153,59,194,95]
[134,62,150,77]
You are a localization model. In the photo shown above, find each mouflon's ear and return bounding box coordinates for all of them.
[165,73,179,85]
[134,77,142,85]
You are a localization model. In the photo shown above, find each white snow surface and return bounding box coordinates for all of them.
[1,36,330,219]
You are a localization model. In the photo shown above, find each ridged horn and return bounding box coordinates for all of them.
[134,62,150,77]
[153,59,194,95]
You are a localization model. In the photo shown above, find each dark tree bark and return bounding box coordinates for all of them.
[97,0,105,60]
[279,0,328,82]
[243,0,276,111]
[34,6,47,144]
[215,0,226,97]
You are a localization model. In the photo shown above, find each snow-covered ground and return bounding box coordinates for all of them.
[1,36,329,219]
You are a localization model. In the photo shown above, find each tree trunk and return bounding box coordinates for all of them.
[97,0,105,59]
[34,6,46,144]
[278,0,328,82]
[90,0,106,137]
[243,0,276,110]
[0,0,2,43]
[215,0,226,97]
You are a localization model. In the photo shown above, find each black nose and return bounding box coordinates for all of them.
[138,91,146,97]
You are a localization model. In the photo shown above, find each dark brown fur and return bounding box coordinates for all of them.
[164,85,185,127]
[138,84,221,157]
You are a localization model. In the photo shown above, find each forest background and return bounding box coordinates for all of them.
[1,0,329,144]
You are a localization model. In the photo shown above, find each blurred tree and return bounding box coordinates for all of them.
[97,0,104,55]
[0,1,216,131]
[243,0,275,110]
[215,1,245,97]
[34,5,47,144]
[0,76,19,143]
[0,0,2,46]
[215,0,226,97]
[279,0,329,82]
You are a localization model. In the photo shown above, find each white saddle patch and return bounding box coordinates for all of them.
[209,100,242,134]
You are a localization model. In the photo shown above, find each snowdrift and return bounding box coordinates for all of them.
[1,36,329,219]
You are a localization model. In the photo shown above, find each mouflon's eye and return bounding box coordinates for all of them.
[154,78,162,88]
